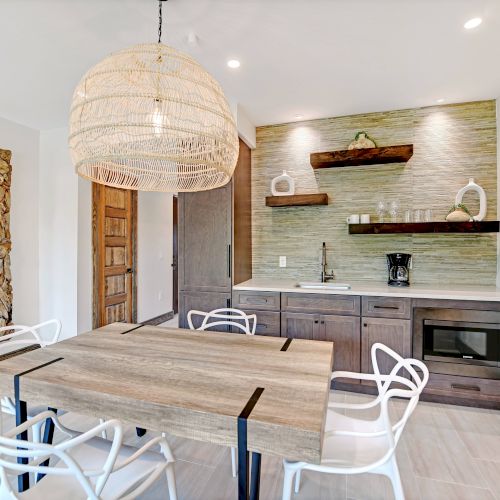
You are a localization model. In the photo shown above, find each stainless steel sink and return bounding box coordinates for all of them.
[298,282,351,290]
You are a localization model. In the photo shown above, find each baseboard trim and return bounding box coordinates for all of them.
[141,311,174,326]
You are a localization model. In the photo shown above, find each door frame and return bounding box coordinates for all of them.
[92,183,138,328]
[172,195,178,314]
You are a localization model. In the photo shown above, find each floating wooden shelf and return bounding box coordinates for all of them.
[310,145,413,169]
[349,221,500,235]
[265,193,328,207]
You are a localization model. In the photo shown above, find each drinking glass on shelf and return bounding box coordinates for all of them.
[388,200,400,223]
[413,209,423,223]
[424,209,433,222]
[376,200,387,223]
[403,209,412,223]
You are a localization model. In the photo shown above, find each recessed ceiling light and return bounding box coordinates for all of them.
[227,59,241,69]
[464,17,482,30]
[437,99,445,104]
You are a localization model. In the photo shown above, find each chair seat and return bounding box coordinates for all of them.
[20,436,166,499]
[320,409,391,469]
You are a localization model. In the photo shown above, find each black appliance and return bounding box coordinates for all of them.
[413,307,500,379]
[387,253,411,287]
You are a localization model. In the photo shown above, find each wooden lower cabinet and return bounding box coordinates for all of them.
[321,315,360,379]
[281,312,317,340]
[361,317,411,379]
[281,312,360,375]
[240,309,281,337]
[178,291,231,330]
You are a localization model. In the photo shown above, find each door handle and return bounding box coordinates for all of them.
[451,383,480,392]
[126,268,133,274]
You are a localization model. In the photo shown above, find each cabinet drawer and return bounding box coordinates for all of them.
[241,310,281,337]
[232,290,280,311]
[362,296,411,319]
[426,373,500,399]
[282,293,360,316]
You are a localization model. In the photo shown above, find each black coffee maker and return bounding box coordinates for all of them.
[387,253,411,287]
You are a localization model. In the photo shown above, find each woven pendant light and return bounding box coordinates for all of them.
[69,2,239,192]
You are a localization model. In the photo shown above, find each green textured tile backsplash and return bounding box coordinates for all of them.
[251,100,497,285]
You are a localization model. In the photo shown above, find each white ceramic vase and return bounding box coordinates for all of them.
[455,178,487,221]
[271,170,295,196]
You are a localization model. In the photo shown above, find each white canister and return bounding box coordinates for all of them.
[346,214,360,224]
[360,214,370,224]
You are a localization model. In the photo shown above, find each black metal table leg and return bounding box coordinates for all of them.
[237,414,249,500]
[13,357,64,493]
[15,397,29,493]
[136,427,147,437]
[237,388,264,500]
[36,407,58,482]
[250,452,261,500]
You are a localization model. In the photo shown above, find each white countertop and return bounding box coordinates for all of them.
[233,278,500,302]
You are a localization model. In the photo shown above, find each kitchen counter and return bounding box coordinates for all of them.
[233,278,500,302]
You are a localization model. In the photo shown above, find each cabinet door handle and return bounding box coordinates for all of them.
[256,323,267,329]
[363,323,368,327]
[314,320,319,324]
[373,305,399,310]
[451,383,480,392]
[320,320,325,324]
[246,298,268,305]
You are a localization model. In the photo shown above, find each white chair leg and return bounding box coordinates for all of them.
[388,457,405,500]
[282,462,295,500]
[294,468,302,493]
[99,418,107,439]
[32,420,43,443]
[231,446,237,477]
[166,462,178,500]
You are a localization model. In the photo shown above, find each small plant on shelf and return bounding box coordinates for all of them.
[445,203,472,222]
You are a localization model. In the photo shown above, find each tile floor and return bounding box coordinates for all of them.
[4,389,498,500]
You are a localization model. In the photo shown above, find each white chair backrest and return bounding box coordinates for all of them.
[370,343,429,450]
[187,308,257,335]
[0,319,61,353]
[0,411,122,500]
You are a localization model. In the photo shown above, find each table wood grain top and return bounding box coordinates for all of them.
[0,323,334,463]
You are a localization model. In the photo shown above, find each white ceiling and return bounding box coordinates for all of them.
[1,0,500,130]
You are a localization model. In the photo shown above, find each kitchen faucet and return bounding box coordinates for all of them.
[321,242,335,282]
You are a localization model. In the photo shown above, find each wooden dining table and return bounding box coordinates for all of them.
[0,323,334,500]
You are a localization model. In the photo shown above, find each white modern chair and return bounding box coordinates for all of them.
[0,410,177,499]
[187,307,257,477]
[283,343,429,500]
[187,308,257,335]
[0,320,62,442]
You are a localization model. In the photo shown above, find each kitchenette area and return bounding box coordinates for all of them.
[178,99,500,411]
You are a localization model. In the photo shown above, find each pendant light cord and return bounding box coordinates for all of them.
[158,0,167,44]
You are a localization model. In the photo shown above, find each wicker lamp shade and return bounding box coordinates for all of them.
[69,43,239,192]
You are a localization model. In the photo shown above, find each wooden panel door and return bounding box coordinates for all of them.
[361,317,411,379]
[320,314,360,377]
[178,183,232,292]
[178,291,231,330]
[281,312,318,340]
[93,184,137,328]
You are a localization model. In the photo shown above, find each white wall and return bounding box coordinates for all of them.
[38,128,79,339]
[0,116,40,325]
[137,192,173,322]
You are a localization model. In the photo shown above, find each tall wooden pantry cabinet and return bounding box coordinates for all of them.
[178,139,252,328]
